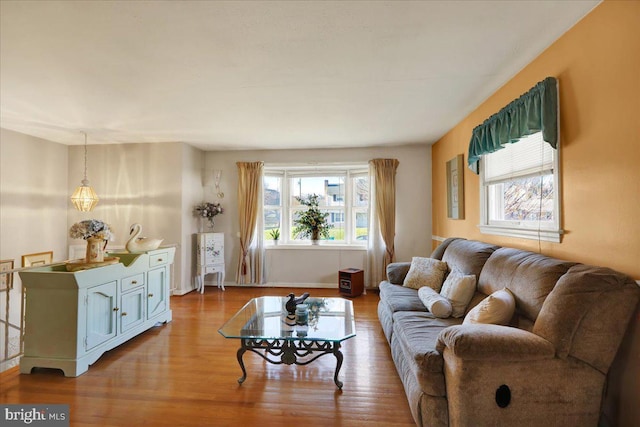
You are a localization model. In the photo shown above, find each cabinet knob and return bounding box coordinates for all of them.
[157,258,163,262]
[148,293,154,298]
[122,312,128,316]
[131,280,137,284]
[113,307,119,312]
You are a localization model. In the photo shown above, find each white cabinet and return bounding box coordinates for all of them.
[196,232,225,292]
[19,247,175,377]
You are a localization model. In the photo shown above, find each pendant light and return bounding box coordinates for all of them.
[70,131,99,211]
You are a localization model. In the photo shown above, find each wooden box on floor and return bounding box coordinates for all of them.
[338,268,364,297]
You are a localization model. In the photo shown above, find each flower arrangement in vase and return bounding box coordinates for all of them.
[292,194,332,243]
[69,219,114,263]
[194,202,224,229]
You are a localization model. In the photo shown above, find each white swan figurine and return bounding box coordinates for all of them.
[126,223,163,253]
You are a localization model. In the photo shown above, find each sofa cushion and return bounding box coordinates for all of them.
[386,262,411,285]
[440,271,476,318]
[392,311,462,396]
[403,257,448,291]
[378,299,394,343]
[379,281,426,313]
[418,287,452,318]
[430,237,463,260]
[478,248,576,322]
[463,288,515,325]
[533,264,640,373]
[441,239,499,278]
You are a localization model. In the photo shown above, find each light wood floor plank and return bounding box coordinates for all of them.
[0,287,415,426]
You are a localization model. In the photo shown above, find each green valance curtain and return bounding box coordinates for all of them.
[468,76,558,173]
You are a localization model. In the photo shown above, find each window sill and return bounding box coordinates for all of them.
[265,243,367,251]
[478,224,563,243]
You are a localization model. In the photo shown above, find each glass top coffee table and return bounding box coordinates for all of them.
[219,296,356,389]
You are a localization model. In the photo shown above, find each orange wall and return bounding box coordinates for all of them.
[432,0,640,280]
[432,3,639,424]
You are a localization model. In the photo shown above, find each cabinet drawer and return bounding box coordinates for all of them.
[205,265,224,274]
[121,273,145,293]
[149,252,169,267]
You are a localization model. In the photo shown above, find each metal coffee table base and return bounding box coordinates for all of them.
[236,338,344,389]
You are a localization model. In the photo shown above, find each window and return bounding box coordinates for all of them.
[263,165,369,245]
[479,132,562,242]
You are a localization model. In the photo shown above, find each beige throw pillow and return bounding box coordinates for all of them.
[440,270,477,318]
[418,286,453,318]
[402,257,448,291]
[463,288,516,325]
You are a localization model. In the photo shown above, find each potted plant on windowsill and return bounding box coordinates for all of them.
[292,194,332,244]
[268,228,280,245]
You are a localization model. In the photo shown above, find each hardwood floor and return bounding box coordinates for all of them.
[0,287,415,426]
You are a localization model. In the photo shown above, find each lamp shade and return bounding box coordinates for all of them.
[71,179,99,212]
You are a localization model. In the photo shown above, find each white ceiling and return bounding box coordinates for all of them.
[0,0,600,150]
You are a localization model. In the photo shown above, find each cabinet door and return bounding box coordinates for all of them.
[199,233,224,265]
[120,287,146,333]
[147,266,167,319]
[86,281,117,350]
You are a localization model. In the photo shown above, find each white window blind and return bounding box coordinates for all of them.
[483,132,554,183]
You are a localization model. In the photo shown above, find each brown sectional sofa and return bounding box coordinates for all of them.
[378,238,639,427]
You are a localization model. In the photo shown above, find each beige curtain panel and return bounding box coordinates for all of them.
[370,158,399,280]
[236,161,264,284]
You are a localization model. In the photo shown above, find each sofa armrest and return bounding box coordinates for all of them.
[436,324,555,361]
[386,262,411,285]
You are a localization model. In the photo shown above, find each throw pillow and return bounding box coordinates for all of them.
[418,286,453,318]
[402,257,448,291]
[463,288,516,325]
[440,270,477,318]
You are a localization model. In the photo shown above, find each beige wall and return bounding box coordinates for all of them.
[0,128,69,266]
[67,142,204,295]
[180,143,206,294]
[0,128,69,371]
[431,1,639,425]
[205,144,432,286]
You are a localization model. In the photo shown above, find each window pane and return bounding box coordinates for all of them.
[326,209,344,241]
[289,176,345,207]
[354,211,368,241]
[484,132,553,182]
[290,208,344,241]
[264,209,281,230]
[488,174,554,224]
[264,176,281,206]
[353,176,369,207]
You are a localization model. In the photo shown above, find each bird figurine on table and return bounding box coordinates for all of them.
[285,292,310,314]
[125,223,163,253]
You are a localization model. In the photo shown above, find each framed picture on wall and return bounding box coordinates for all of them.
[1,259,14,291]
[447,154,465,220]
[22,251,53,268]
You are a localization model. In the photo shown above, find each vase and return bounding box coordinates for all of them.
[311,229,320,245]
[86,237,106,263]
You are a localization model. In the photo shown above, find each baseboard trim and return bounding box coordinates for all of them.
[174,283,383,293]
[220,282,338,289]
